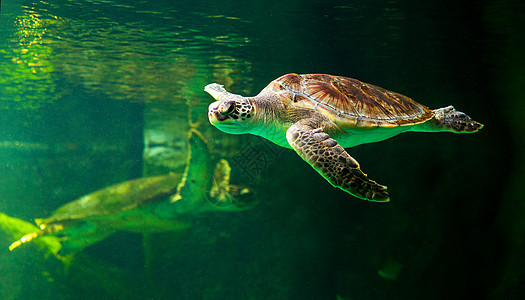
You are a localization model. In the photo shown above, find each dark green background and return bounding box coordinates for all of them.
[0,0,523,299]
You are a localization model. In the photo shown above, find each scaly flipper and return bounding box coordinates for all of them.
[171,128,210,203]
[428,106,484,133]
[286,122,389,202]
[209,159,231,203]
[207,160,258,211]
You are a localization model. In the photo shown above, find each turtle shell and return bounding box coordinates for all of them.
[37,174,181,226]
[270,73,434,128]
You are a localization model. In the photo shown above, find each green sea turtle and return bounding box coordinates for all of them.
[9,129,256,255]
[205,73,483,202]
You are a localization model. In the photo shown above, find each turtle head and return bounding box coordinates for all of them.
[205,83,255,134]
[208,185,258,211]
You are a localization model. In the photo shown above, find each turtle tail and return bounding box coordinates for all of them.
[419,106,483,133]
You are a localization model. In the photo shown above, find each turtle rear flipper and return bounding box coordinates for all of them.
[422,106,484,133]
[286,121,389,202]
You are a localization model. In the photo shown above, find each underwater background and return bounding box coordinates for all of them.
[0,0,523,299]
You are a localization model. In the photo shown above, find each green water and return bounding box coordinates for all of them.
[0,0,523,299]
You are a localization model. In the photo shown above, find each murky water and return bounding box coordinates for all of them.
[0,0,523,299]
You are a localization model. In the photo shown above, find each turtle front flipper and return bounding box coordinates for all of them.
[206,159,258,211]
[286,123,389,202]
[9,222,64,253]
[209,159,231,203]
[171,128,211,203]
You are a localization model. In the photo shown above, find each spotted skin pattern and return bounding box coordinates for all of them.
[286,123,389,202]
[235,101,254,121]
[211,99,253,122]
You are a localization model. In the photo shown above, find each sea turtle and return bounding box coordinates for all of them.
[205,73,483,202]
[9,129,256,255]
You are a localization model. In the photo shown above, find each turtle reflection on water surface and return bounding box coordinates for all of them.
[9,129,256,255]
[206,73,483,202]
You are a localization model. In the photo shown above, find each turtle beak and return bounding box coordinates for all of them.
[208,101,236,124]
[209,101,230,124]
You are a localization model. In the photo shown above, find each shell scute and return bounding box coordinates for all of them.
[302,73,335,83]
[306,81,355,112]
[275,73,302,93]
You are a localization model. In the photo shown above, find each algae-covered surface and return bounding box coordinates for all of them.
[0,0,523,299]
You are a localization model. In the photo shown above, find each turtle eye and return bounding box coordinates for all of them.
[220,101,236,115]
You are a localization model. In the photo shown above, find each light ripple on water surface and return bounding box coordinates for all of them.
[1,0,254,108]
